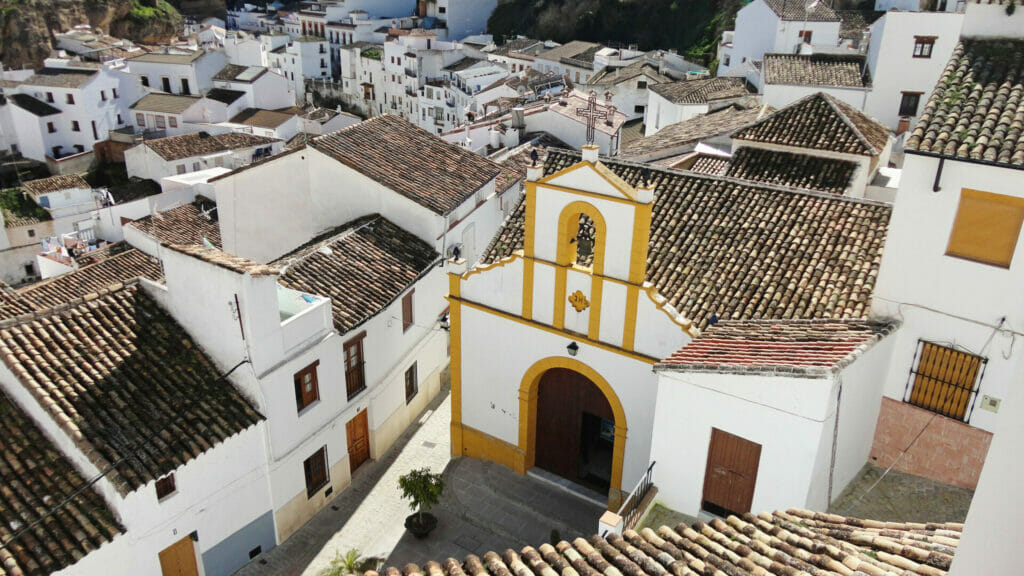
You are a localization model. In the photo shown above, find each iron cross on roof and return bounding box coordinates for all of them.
[576,91,609,145]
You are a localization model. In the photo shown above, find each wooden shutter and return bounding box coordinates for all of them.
[946,189,1024,268]
[294,361,320,412]
[304,446,328,497]
[909,342,983,421]
[402,290,414,332]
[344,332,366,399]
[702,428,761,517]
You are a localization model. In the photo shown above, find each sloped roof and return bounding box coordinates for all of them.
[763,53,869,88]
[230,107,295,129]
[725,146,858,194]
[22,67,97,88]
[274,215,439,333]
[658,319,896,374]
[128,50,205,64]
[686,153,731,175]
[164,244,278,276]
[650,76,752,104]
[0,389,123,576]
[358,509,960,576]
[0,283,264,494]
[482,150,891,331]
[732,92,889,156]
[127,201,221,248]
[130,92,201,114]
[205,87,246,104]
[14,248,163,311]
[906,38,1024,167]
[309,115,502,215]
[213,64,267,82]
[588,59,671,86]
[620,105,772,161]
[143,131,279,161]
[8,93,61,117]
[764,0,839,21]
[21,174,90,196]
[536,41,603,66]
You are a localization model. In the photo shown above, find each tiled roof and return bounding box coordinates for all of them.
[275,215,439,333]
[0,281,37,318]
[488,37,542,57]
[230,107,295,129]
[127,200,221,248]
[725,147,858,194]
[763,53,869,88]
[906,38,1024,167]
[548,92,629,136]
[587,60,670,86]
[0,283,264,494]
[21,174,90,196]
[359,509,960,576]
[620,105,772,161]
[658,319,896,374]
[8,93,61,117]
[309,115,502,215]
[0,388,123,576]
[536,41,603,66]
[443,57,483,72]
[481,150,891,330]
[686,153,731,175]
[837,10,883,40]
[143,131,279,161]
[165,244,279,276]
[106,178,162,203]
[764,0,839,21]
[129,93,201,114]
[213,64,267,82]
[649,76,752,104]
[14,248,163,311]
[22,67,97,88]
[128,50,205,64]
[205,87,246,104]
[732,93,889,156]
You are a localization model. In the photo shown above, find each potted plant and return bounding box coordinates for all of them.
[398,467,444,538]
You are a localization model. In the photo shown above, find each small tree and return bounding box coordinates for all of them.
[397,467,444,523]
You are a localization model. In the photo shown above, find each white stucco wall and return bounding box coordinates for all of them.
[762,83,869,114]
[962,2,1024,37]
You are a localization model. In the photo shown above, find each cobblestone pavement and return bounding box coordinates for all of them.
[829,464,974,523]
[234,380,603,576]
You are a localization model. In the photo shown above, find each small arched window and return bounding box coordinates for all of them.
[574,214,596,268]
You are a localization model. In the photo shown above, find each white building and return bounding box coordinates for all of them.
[337,42,387,117]
[268,36,331,104]
[644,76,754,136]
[760,53,871,111]
[227,108,302,141]
[533,41,605,84]
[618,104,771,165]
[718,0,842,75]
[417,0,498,42]
[129,93,202,136]
[126,49,228,95]
[583,59,672,122]
[212,64,294,111]
[0,187,54,284]
[125,131,282,181]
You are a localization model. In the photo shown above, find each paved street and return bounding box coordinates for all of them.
[234,379,603,576]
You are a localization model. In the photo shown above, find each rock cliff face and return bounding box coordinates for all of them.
[0,0,182,70]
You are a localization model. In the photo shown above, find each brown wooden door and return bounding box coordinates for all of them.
[347,409,369,473]
[535,368,613,491]
[158,535,199,576]
[702,428,761,517]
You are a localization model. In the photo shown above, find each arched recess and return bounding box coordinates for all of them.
[518,356,627,499]
[555,201,608,275]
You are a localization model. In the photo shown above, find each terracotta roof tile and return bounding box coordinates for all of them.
[21,174,90,196]
[482,150,891,330]
[658,319,896,374]
[685,153,730,175]
[359,509,960,576]
[535,41,603,66]
[275,215,439,333]
[143,131,279,161]
[230,108,295,129]
[906,38,1024,167]
[128,50,205,64]
[127,200,221,248]
[129,93,201,114]
[732,92,889,156]
[164,244,279,276]
[309,115,502,215]
[649,76,752,104]
[725,147,858,194]
[0,281,37,318]
[22,68,98,88]
[0,389,123,576]
[0,283,264,494]
[619,105,772,162]
[763,53,869,88]
[14,248,163,312]
[765,0,839,20]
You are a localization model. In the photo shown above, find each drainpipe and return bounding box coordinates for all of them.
[932,156,945,192]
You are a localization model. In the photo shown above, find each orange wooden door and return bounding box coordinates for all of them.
[347,409,369,473]
[158,535,199,576]
[701,428,761,517]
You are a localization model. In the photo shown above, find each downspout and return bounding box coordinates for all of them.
[932,156,945,192]
[827,374,843,507]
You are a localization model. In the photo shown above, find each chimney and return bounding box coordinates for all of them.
[581,144,599,163]
[896,117,911,136]
[488,127,500,149]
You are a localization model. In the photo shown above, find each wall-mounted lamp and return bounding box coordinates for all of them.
[567,341,579,356]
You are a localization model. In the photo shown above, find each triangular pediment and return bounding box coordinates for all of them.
[540,161,637,201]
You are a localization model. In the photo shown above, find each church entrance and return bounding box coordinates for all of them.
[534,368,615,494]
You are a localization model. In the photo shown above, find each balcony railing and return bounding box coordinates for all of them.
[405,67,416,77]
[617,461,655,532]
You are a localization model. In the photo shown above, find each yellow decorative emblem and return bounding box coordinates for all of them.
[568,290,590,312]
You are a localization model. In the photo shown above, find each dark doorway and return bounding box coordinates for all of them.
[702,428,761,517]
[535,368,613,494]
[162,76,172,92]
[180,78,191,95]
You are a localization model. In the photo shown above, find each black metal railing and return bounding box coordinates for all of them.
[902,339,987,423]
[617,461,655,531]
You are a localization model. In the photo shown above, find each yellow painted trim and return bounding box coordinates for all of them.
[536,181,640,206]
[641,284,701,338]
[517,357,628,500]
[454,422,525,471]
[538,161,637,202]
[461,253,521,281]
[628,202,653,285]
[523,182,537,258]
[522,258,534,320]
[454,296,659,364]
[622,285,639,351]
[553,265,567,330]
[588,276,603,340]
[448,273,464,458]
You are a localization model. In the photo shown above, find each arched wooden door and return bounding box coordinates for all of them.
[534,368,615,494]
